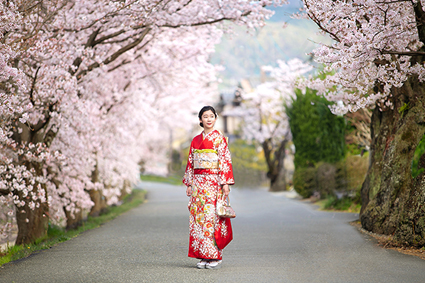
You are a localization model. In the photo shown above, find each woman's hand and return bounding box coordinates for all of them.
[222,184,230,197]
[186,186,192,197]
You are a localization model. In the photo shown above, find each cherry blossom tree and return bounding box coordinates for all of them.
[1,0,286,244]
[242,59,312,191]
[0,0,70,245]
[303,0,425,245]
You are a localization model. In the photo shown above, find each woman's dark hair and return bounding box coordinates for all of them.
[198,106,217,128]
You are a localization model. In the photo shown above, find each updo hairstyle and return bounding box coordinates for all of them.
[198,106,218,128]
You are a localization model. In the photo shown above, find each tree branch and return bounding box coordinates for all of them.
[380,50,425,56]
[86,27,102,48]
[92,29,127,46]
[161,10,251,28]
[414,1,425,46]
[75,27,151,80]
[376,0,411,4]
[29,66,41,106]
[304,0,341,43]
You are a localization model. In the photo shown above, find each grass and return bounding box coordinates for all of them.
[140,174,182,185]
[0,189,146,266]
[315,196,361,213]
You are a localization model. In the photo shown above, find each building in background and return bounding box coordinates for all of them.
[216,79,253,142]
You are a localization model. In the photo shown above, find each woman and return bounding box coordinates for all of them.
[183,106,235,269]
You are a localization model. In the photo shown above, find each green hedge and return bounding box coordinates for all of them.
[293,154,368,201]
[286,87,346,169]
[293,167,317,198]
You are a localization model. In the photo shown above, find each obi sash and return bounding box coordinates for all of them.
[193,149,219,169]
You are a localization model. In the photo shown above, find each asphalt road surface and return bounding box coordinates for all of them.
[1,182,425,283]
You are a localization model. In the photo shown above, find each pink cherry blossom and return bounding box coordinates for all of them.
[303,0,424,114]
[0,0,286,243]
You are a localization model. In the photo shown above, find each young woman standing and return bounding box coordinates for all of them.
[183,106,235,269]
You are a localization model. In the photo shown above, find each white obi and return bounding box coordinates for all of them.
[193,149,219,169]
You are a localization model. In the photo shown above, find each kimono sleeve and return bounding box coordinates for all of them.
[182,141,194,187]
[217,136,235,185]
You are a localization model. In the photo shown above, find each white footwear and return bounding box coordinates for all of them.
[206,260,222,269]
[196,260,208,269]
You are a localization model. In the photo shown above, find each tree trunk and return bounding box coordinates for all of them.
[15,162,49,245]
[88,162,107,217]
[269,166,286,192]
[89,189,107,217]
[12,115,58,244]
[15,200,49,245]
[263,138,287,192]
[65,208,84,230]
[360,79,425,245]
[119,180,130,202]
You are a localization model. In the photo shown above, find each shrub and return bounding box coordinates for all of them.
[294,156,368,201]
[229,139,268,188]
[323,196,357,211]
[315,162,337,198]
[286,87,346,169]
[293,166,317,198]
[345,153,369,200]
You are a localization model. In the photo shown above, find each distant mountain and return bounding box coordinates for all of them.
[211,2,332,88]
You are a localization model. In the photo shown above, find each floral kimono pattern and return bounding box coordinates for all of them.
[183,130,234,260]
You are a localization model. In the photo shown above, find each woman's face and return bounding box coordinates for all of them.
[200,110,217,131]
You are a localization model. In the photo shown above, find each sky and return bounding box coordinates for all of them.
[211,0,330,88]
[268,0,306,22]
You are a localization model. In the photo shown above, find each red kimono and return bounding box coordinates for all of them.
[183,130,235,260]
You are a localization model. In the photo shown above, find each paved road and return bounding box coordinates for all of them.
[1,182,425,283]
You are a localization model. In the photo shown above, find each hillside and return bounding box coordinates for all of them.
[211,4,332,88]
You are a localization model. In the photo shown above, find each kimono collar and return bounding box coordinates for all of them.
[202,129,216,140]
